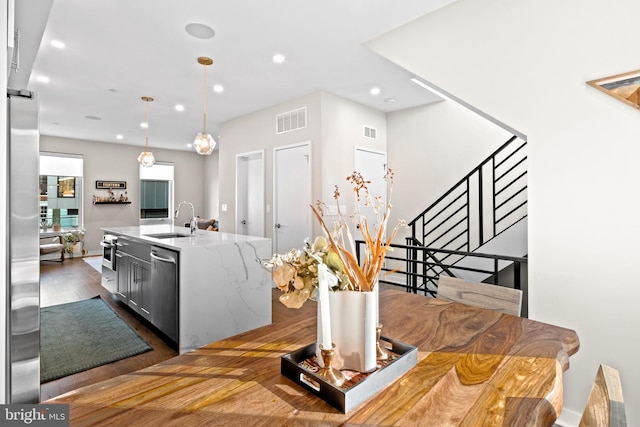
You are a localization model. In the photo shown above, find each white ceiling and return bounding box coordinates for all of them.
[10,0,453,152]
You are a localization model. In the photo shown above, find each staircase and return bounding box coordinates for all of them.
[382,135,529,314]
[357,136,529,314]
[408,135,527,253]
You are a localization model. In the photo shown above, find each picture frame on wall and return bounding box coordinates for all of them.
[587,69,640,111]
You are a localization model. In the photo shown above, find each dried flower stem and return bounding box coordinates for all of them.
[311,169,404,292]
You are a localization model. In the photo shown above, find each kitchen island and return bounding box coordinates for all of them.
[101,225,272,354]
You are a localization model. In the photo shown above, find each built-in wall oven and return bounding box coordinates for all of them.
[101,234,118,270]
[101,234,118,293]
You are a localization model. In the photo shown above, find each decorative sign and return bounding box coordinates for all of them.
[96,180,127,189]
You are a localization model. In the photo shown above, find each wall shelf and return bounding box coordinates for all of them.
[93,201,132,205]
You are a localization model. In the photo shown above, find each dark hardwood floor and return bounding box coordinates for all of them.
[39,256,316,401]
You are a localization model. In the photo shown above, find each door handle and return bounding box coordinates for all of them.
[274,223,281,229]
[241,220,247,225]
[150,252,177,264]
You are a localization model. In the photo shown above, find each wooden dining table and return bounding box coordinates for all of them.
[46,289,579,426]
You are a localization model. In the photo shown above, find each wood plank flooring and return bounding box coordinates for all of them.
[39,256,317,401]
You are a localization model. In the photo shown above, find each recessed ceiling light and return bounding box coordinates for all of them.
[185,23,215,39]
[140,122,148,128]
[370,87,381,96]
[213,84,224,93]
[85,115,102,121]
[272,53,285,64]
[36,75,50,83]
[50,40,65,49]
[116,134,123,140]
[175,104,185,112]
[187,143,193,148]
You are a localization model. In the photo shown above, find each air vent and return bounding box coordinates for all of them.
[276,107,307,134]
[364,125,377,140]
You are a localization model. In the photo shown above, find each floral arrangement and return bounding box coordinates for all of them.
[265,169,404,308]
[62,228,85,253]
[265,236,344,309]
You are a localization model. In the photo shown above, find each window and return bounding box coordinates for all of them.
[140,162,174,225]
[39,153,84,229]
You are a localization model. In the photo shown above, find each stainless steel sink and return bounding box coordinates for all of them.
[144,233,193,239]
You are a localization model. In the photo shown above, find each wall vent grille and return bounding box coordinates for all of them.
[276,107,307,134]
[364,125,377,140]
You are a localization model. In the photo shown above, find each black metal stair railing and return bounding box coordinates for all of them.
[407,135,527,258]
[369,135,530,314]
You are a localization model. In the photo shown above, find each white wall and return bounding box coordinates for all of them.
[218,92,323,237]
[368,0,640,424]
[40,135,207,254]
[387,100,512,241]
[218,90,387,242]
[320,92,387,217]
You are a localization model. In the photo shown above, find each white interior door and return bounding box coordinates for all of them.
[354,147,387,236]
[236,151,265,236]
[274,142,311,253]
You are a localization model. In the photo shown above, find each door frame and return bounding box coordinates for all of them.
[354,146,388,247]
[273,141,312,253]
[235,149,265,236]
[354,146,388,199]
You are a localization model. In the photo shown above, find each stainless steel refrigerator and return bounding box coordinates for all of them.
[6,88,40,403]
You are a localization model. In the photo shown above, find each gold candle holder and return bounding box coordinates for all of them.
[316,343,345,387]
[376,323,389,361]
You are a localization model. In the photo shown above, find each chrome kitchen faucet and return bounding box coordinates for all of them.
[175,201,196,234]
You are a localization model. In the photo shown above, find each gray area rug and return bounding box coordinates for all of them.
[40,297,152,383]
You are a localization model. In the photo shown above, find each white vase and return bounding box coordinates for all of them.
[317,288,378,373]
[72,241,84,257]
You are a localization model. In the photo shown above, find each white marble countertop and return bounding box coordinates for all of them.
[101,225,270,251]
[101,224,273,354]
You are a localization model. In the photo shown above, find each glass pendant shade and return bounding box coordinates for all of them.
[193,132,215,155]
[138,151,156,167]
[138,96,155,167]
[194,57,215,156]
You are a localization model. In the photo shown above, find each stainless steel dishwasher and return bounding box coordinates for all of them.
[150,246,178,342]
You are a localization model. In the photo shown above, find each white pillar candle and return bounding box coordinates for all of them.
[318,263,332,348]
[374,282,380,326]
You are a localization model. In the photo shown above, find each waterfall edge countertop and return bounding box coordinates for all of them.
[102,225,273,354]
[46,289,579,426]
[101,224,269,250]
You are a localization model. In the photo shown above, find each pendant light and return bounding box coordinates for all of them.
[193,57,216,155]
[138,96,156,167]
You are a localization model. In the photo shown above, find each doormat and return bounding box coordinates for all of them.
[40,296,152,383]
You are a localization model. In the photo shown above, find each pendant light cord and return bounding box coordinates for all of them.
[145,99,150,150]
[203,62,207,134]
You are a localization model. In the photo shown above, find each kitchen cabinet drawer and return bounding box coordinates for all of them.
[117,236,151,261]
